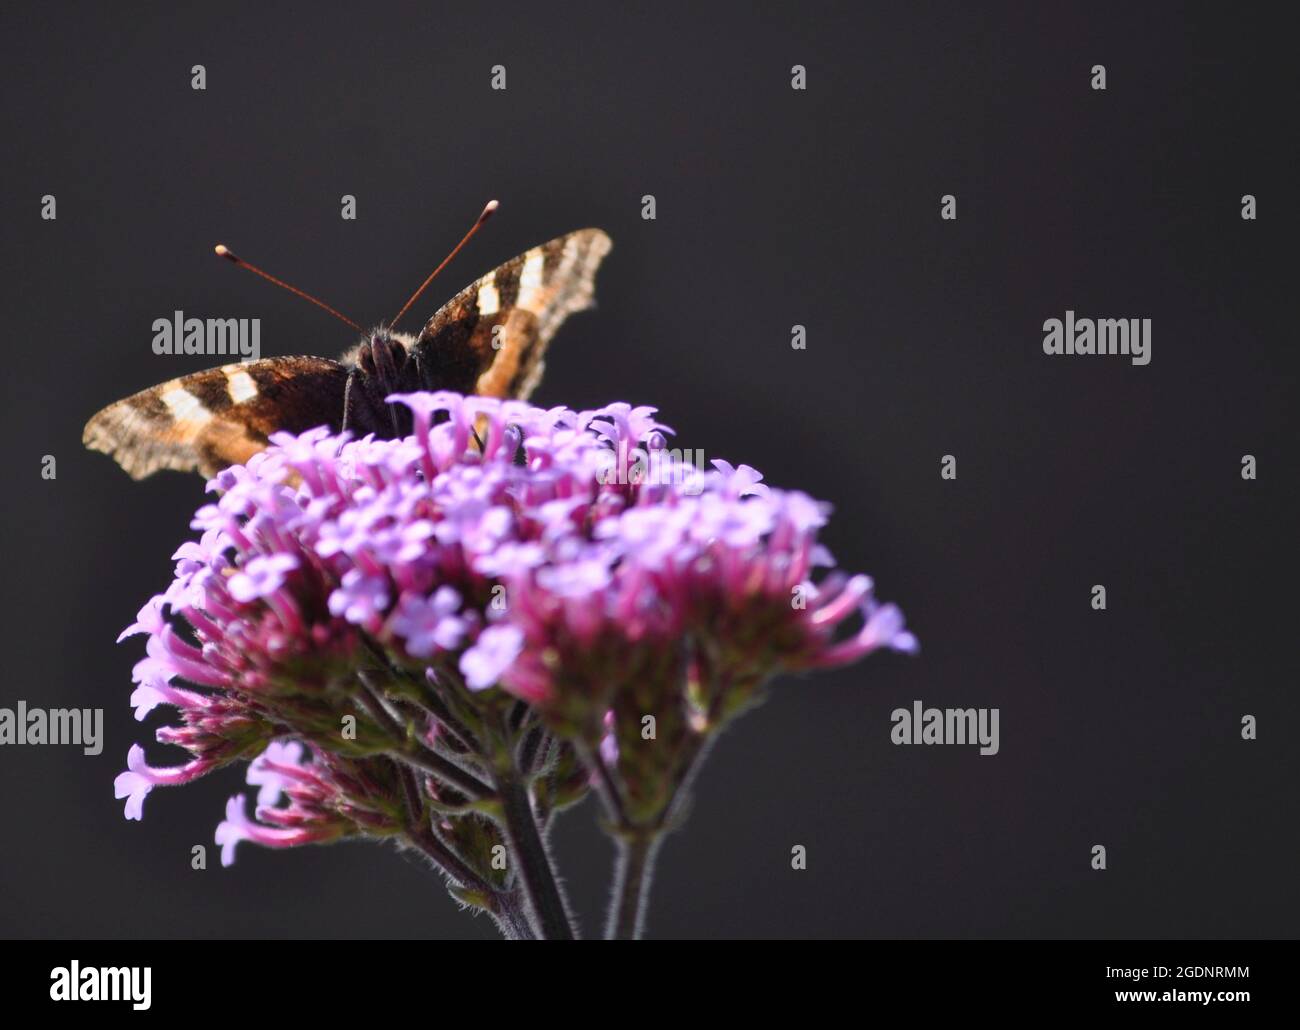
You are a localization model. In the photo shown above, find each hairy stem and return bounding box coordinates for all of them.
[357,672,494,798]
[396,747,494,800]
[406,819,490,898]
[415,681,480,750]
[592,733,716,940]
[490,887,538,940]
[607,829,661,940]
[496,774,575,940]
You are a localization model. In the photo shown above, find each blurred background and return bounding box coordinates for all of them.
[0,2,1294,938]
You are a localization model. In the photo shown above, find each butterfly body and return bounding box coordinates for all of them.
[84,227,612,479]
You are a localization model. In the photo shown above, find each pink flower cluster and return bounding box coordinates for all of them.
[114,391,915,858]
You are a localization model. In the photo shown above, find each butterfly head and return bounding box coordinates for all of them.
[341,327,416,385]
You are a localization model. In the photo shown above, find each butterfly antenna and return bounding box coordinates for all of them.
[389,199,499,331]
[214,245,364,333]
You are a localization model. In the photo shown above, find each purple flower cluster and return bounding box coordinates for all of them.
[115,391,915,859]
[215,741,396,866]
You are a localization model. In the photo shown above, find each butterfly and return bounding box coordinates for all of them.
[83,202,612,479]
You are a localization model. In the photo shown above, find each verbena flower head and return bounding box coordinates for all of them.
[115,390,915,848]
[215,740,397,866]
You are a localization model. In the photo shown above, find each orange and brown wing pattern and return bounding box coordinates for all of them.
[410,228,612,399]
[82,356,350,479]
[84,228,613,480]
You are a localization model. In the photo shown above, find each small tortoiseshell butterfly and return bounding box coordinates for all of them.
[84,202,611,478]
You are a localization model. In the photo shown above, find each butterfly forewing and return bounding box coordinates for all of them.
[82,356,349,479]
[412,228,612,398]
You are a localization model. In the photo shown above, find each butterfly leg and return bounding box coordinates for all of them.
[342,356,394,439]
[341,368,359,435]
[370,336,407,437]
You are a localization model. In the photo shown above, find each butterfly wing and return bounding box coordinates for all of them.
[411,228,612,398]
[84,228,613,480]
[83,356,350,479]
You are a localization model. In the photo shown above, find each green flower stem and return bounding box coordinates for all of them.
[590,734,715,940]
[396,746,494,799]
[413,682,480,750]
[607,828,661,940]
[396,762,534,939]
[404,827,482,890]
[406,824,535,938]
[356,672,495,798]
[490,887,539,940]
[516,724,548,775]
[363,661,575,940]
[495,772,576,940]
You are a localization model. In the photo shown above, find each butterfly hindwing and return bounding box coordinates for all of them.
[82,356,349,479]
[412,228,612,398]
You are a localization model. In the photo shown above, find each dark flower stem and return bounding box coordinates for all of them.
[414,690,478,750]
[370,663,573,940]
[587,747,630,825]
[356,672,494,798]
[396,762,534,939]
[397,746,494,799]
[496,773,575,940]
[608,829,661,940]
[516,724,547,774]
[490,887,538,940]
[401,804,489,897]
[406,826,534,938]
[591,734,715,940]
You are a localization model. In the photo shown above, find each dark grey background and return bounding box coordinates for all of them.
[0,2,1294,938]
